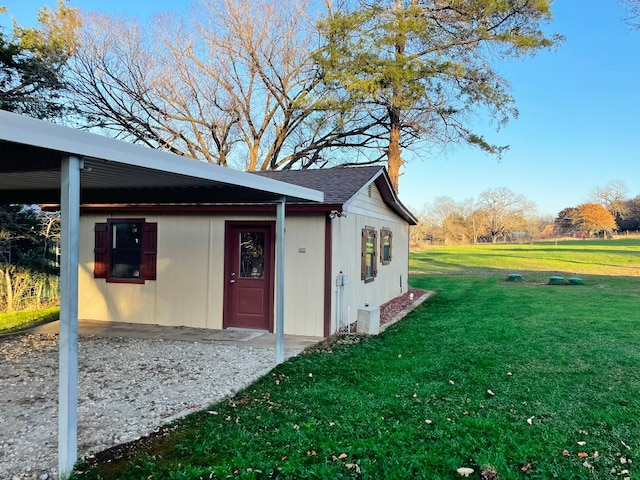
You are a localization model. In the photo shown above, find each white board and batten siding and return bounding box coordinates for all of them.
[78,213,326,337]
[329,182,410,332]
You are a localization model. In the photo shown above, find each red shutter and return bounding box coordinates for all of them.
[94,223,108,278]
[141,222,157,280]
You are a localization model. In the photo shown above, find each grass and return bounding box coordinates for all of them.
[73,240,640,479]
[411,238,640,276]
[0,306,59,334]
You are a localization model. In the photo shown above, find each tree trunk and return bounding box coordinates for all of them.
[386,0,406,194]
[387,120,403,193]
[4,268,13,312]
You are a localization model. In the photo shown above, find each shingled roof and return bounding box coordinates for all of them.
[256,166,417,225]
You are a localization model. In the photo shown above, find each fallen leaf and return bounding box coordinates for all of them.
[449,380,455,385]
[413,393,418,398]
[577,452,588,458]
[621,457,628,464]
[328,421,335,427]
[425,419,433,424]
[521,463,532,472]
[487,389,495,397]
[338,453,348,459]
[507,371,513,376]
[456,467,474,477]
[207,411,218,415]
[577,441,586,446]
[306,450,316,456]
[562,450,570,457]
[582,460,592,469]
[293,424,300,430]
[308,373,313,378]
[281,456,288,461]
[527,417,534,425]
[593,451,599,458]
[621,470,630,475]
[622,441,631,450]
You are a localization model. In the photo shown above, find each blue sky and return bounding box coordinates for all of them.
[3,1,639,217]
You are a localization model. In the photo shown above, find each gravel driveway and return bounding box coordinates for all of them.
[0,333,304,479]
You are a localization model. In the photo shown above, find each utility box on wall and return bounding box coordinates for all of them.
[357,306,380,335]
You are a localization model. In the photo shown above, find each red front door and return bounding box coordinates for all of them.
[223,222,274,331]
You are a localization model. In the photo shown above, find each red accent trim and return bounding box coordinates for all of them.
[78,204,344,214]
[323,215,332,337]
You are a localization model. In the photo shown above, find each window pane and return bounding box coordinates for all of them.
[365,235,374,279]
[240,231,265,279]
[111,222,142,278]
[382,235,391,262]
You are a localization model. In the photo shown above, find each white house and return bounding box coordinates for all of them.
[78,166,417,337]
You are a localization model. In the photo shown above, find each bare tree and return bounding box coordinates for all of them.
[620,0,640,28]
[477,187,535,243]
[69,0,351,171]
[590,180,629,220]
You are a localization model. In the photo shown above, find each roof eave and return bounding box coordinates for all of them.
[0,110,323,204]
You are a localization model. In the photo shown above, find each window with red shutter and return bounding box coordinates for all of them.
[93,219,157,283]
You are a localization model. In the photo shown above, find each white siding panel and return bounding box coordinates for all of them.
[330,184,411,334]
[155,216,210,328]
[280,215,325,337]
[346,183,402,223]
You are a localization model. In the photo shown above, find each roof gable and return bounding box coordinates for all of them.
[256,166,417,225]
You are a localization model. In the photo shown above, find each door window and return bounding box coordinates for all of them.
[239,231,265,278]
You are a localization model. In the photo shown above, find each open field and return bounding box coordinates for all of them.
[73,240,640,479]
[411,238,640,277]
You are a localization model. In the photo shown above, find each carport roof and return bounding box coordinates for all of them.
[0,110,323,204]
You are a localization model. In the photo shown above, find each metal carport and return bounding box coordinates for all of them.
[0,110,323,477]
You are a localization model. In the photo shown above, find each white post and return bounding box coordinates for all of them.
[275,198,286,364]
[59,156,81,477]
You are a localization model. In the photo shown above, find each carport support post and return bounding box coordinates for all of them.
[59,155,81,478]
[276,197,285,364]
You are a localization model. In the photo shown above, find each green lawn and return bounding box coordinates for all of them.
[0,306,59,334]
[411,238,640,276]
[74,240,640,479]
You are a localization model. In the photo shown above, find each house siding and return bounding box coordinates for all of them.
[330,184,410,332]
[79,212,326,337]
